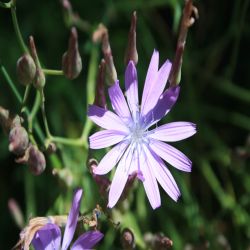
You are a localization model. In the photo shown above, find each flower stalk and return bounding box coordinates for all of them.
[168,0,198,87]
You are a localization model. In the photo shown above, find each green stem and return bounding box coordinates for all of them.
[42,69,64,76]
[10,3,28,53]
[40,90,51,138]
[21,85,31,109]
[0,64,22,103]
[80,45,99,143]
[24,169,36,217]
[48,136,87,148]
[42,45,99,148]
[0,65,44,145]
[28,91,41,133]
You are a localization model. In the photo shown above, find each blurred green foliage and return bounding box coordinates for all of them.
[0,0,250,249]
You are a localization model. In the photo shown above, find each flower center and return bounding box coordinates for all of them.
[129,121,147,145]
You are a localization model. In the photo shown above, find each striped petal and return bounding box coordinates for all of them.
[89,130,127,149]
[141,50,159,113]
[61,189,82,250]
[71,231,104,250]
[140,145,161,209]
[150,139,192,172]
[94,141,129,175]
[108,80,131,122]
[143,86,180,129]
[141,59,172,117]
[147,146,181,201]
[149,122,197,142]
[108,145,134,208]
[125,61,139,120]
[88,105,128,133]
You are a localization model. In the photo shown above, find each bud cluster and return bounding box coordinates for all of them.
[0,106,46,175]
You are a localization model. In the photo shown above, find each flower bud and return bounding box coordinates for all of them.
[9,126,29,155]
[121,228,135,250]
[124,11,138,66]
[62,27,82,79]
[27,146,46,175]
[16,53,36,86]
[33,68,46,90]
[89,159,110,197]
[94,59,107,109]
[46,142,57,154]
[92,24,117,86]
[102,32,117,86]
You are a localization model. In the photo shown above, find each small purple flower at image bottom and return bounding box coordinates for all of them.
[88,50,197,209]
[32,189,103,250]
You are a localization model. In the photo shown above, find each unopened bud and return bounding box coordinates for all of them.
[16,54,36,86]
[124,11,138,66]
[121,228,135,250]
[46,142,57,154]
[94,59,107,108]
[27,146,46,175]
[62,27,82,79]
[102,32,117,85]
[33,68,46,90]
[9,126,29,155]
[89,159,110,197]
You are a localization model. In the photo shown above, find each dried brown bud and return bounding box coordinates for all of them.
[33,68,46,90]
[62,27,82,79]
[121,228,135,250]
[16,53,36,86]
[9,126,29,155]
[124,11,138,66]
[27,146,46,175]
[94,59,107,108]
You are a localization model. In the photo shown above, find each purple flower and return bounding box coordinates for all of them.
[32,189,103,250]
[88,50,196,209]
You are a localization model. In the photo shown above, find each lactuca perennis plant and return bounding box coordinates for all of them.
[88,50,197,209]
